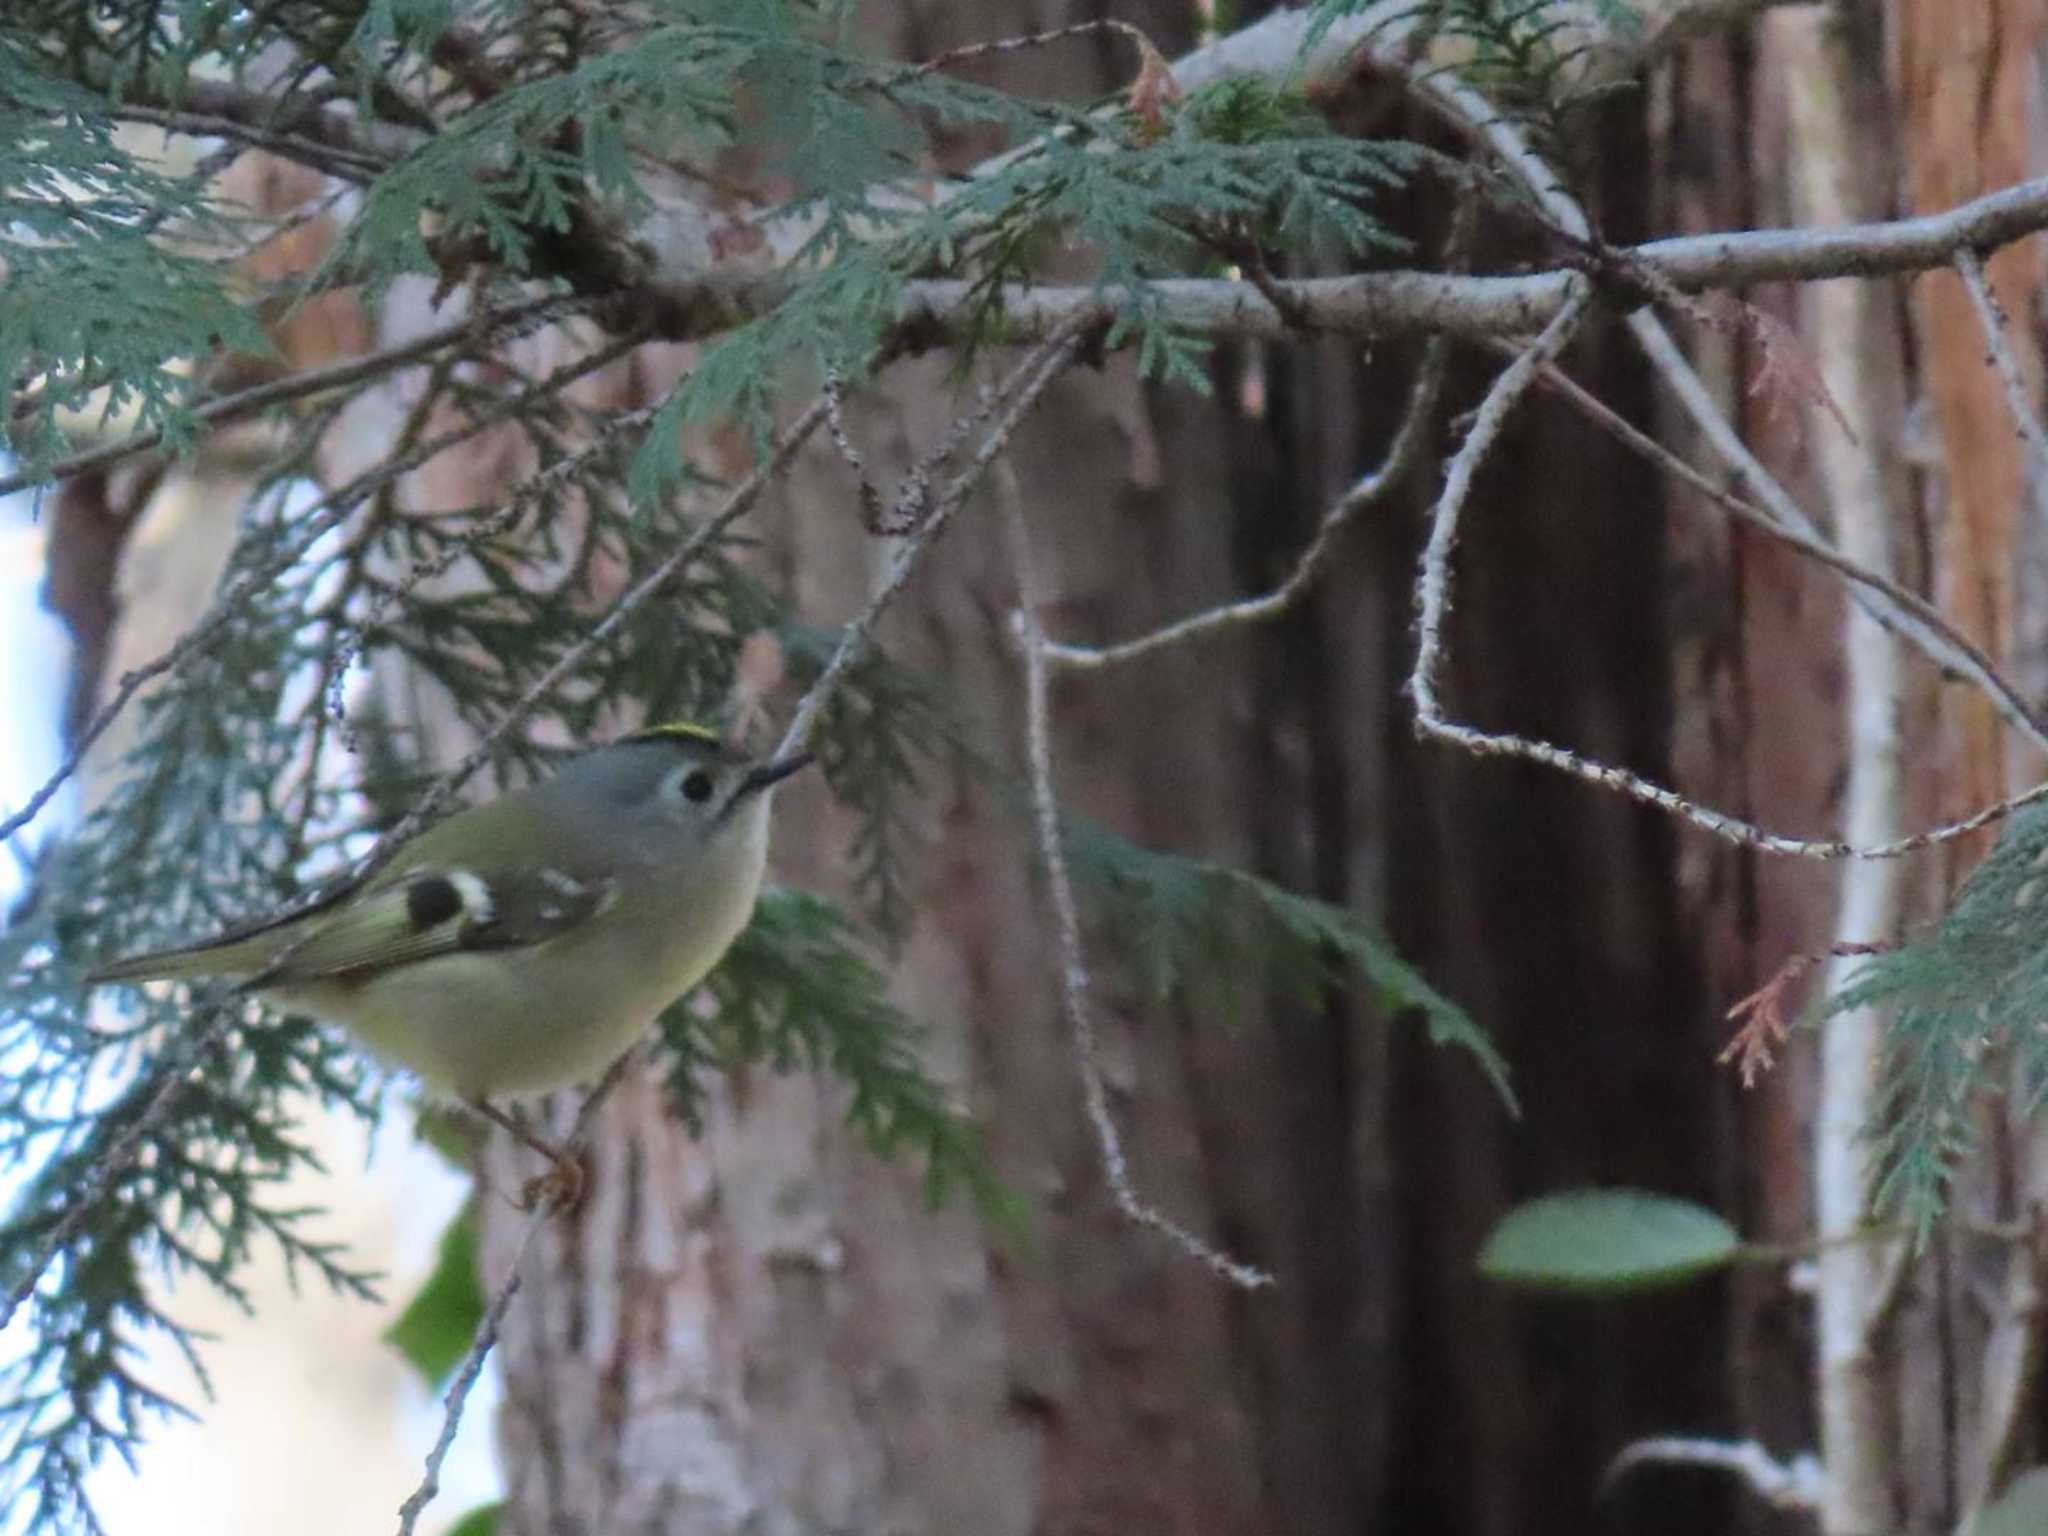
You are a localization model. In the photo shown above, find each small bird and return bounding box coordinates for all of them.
[90,722,813,1190]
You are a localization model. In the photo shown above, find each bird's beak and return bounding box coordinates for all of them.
[737,752,815,799]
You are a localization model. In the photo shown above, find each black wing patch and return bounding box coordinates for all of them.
[405,874,464,931]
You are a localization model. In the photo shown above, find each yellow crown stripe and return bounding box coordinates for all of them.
[621,719,723,749]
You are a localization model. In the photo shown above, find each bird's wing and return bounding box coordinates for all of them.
[89,790,601,985]
[252,864,619,982]
[89,861,617,986]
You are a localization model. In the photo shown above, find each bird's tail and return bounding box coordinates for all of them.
[88,934,276,985]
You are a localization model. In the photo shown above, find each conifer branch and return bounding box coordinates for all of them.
[0,1008,236,1331]
[0,293,591,501]
[0,330,644,849]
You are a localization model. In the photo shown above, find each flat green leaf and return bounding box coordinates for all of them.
[1478,1189,1739,1293]
[383,1207,483,1388]
[1977,1468,2048,1536]
[442,1503,503,1536]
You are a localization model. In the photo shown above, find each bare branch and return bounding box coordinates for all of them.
[393,1050,644,1536]
[1408,291,2048,859]
[895,16,1159,83]
[874,173,2048,348]
[624,183,2048,357]
[1005,468,1272,1291]
[392,1214,542,1536]
[820,367,888,533]
[1410,289,1592,739]
[1633,309,2048,761]
[1955,246,2048,485]
[1395,27,2048,853]
[1046,338,1446,671]
[104,103,390,183]
[775,323,1088,762]
[1519,348,2048,748]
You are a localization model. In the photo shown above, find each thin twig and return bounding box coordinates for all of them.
[1046,337,1447,670]
[881,349,1052,533]
[1955,246,2048,484]
[1400,65,2048,856]
[322,397,660,729]
[820,366,888,532]
[1521,346,2046,744]
[1415,323,2048,858]
[1393,20,2048,761]
[775,324,1089,762]
[1635,309,2048,757]
[392,1209,545,1536]
[1410,288,1590,728]
[394,1049,641,1536]
[894,17,1156,83]
[1005,468,1272,1291]
[105,103,391,182]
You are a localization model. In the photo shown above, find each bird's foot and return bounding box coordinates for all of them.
[518,1154,586,1213]
[465,1096,589,1213]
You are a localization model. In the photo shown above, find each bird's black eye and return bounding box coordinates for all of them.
[682,769,715,803]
